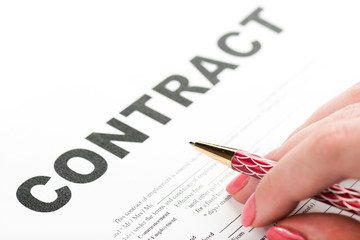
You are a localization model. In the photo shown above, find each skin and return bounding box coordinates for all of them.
[229,82,360,239]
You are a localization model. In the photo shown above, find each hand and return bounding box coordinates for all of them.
[226,83,360,239]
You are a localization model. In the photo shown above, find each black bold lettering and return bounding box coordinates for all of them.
[153,75,209,107]
[54,149,107,183]
[121,95,171,124]
[218,32,261,57]
[16,176,71,212]
[241,7,282,33]
[86,118,149,159]
[190,56,238,85]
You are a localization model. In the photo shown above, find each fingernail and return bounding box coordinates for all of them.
[241,192,256,227]
[267,226,306,240]
[226,174,250,195]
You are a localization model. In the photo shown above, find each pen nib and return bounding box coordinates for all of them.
[189,142,195,146]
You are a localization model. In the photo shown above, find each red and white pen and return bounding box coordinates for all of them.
[190,141,360,215]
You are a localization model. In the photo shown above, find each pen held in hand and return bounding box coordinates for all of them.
[190,141,360,215]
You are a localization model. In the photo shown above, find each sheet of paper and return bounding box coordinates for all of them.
[1,1,360,239]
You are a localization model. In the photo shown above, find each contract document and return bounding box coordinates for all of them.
[1,1,360,239]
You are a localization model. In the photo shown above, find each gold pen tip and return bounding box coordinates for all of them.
[189,141,195,146]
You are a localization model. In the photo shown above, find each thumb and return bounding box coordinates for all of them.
[266,213,360,240]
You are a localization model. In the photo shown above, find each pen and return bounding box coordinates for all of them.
[190,141,360,215]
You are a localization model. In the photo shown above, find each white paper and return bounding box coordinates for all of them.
[1,1,360,239]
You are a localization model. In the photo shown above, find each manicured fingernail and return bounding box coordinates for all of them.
[267,226,306,240]
[226,174,250,195]
[241,192,256,227]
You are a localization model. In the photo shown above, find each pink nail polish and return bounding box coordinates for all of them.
[241,192,256,227]
[226,174,250,195]
[267,226,306,240]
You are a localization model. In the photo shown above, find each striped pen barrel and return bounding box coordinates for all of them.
[191,141,360,215]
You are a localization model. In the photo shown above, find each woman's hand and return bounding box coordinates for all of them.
[226,83,360,239]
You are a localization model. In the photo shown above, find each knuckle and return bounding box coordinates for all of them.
[335,103,360,119]
[311,123,349,163]
[347,82,360,102]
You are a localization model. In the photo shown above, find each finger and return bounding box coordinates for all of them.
[266,213,360,240]
[227,175,259,203]
[227,151,283,204]
[242,119,360,227]
[267,102,360,161]
[288,82,360,140]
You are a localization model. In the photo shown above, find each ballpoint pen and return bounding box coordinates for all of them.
[190,141,360,215]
